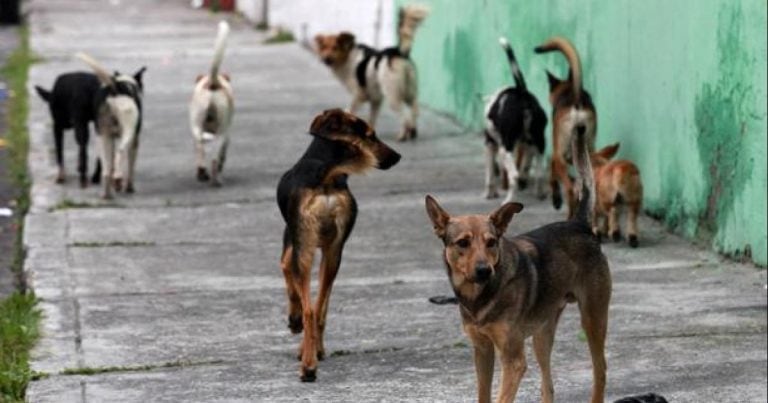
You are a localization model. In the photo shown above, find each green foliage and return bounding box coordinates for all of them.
[0,292,41,402]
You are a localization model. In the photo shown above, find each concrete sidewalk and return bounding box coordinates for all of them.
[24,0,766,402]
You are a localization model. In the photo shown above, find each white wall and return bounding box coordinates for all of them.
[268,0,395,48]
[236,0,266,24]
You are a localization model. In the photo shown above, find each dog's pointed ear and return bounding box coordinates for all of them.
[546,70,560,90]
[425,195,451,239]
[309,108,344,138]
[133,66,147,88]
[595,142,620,161]
[489,202,523,236]
[314,34,325,47]
[338,32,356,51]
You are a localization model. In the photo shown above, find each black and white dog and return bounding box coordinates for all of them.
[76,53,145,199]
[483,37,547,204]
[35,72,102,186]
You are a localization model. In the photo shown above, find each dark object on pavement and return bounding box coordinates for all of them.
[614,393,669,403]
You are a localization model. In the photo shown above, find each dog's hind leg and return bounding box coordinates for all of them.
[550,155,572,212]
[609,205,621,242]
[483,136,499,199]
[315,240,343,361]
[280,239,303,335]
[91,157,102,185]
[627,202,640,248]
[578,269,611,403]
[501,149,520,204]
[291,245,319,382]
[125,137,138,193]
[533,151,548,200]
[368,98,382,128]
[217,135,229,173]
[533,307,564,403]
[405,100,419,140]
[54,123,66,183]
[74,123,90,188]
[99,135,115,199]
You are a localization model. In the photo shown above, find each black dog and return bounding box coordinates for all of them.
[276,109,400,382]
[483,37,548,204]
[35,72,102,186]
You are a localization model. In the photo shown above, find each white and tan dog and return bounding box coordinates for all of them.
[190,21,234,186]
[76,52,145,199]
[314,5,428,141]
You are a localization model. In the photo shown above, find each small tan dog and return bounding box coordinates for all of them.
[189,21,234,186]
[426,126,611,403]
[314,5,428,141]
[590,143,643,247]
[534,37,597,218]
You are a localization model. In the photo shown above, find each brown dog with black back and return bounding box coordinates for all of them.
[590,143,644,247]
[277,109,401,382]
[426,125,611,403]
[535,37,597,218]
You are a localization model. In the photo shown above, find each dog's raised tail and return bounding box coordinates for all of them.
[34,86,51,103]
[534,37,582,104]
[498,37,526,89]
[209,21,230,87]
[75,52,113,87]
[397,4,429,56]
[572,123,595,224]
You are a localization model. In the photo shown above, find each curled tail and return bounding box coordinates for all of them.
[34,86,52,102]
[534,36,582,104]
[572,124,594,224]
[498,37,526,89]
[75,52,114,88]
[397,4,429,56]
[209,21,230,87]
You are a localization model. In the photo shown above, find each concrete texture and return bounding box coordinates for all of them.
[23,0,766,402]
[399,0,768,266]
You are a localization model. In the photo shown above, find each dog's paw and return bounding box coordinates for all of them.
[125,182,135,194]
[483,189,499,199]
[517,177,529,190]
[628,234,639,248]
[288,315,303,334]
[611,230,622,242]
[91,175,101,185]
[317,348,325,361]
[112,178,123,192]
[196,167,210,182]
[300,367,317,383]
[552,192,563,210]
[55,175,66,184]
[79,177,88,188]
[408,127,418,140]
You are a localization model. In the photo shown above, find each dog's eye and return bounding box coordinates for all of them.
[455,239,470,248]
[486,239,497,248]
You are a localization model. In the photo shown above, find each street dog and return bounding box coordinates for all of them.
[590,143,644,248]
[35,72,102,186]
[314,5,428,141]
[76,52,145,199]
[189,21,234,186]
[484,37,547,203]
[425,124,611,402]
[535,37,597,218]
[277,109,401,382]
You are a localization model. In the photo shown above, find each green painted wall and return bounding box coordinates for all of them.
[399,0,767,266]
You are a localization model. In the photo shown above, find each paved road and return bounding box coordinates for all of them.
[24,0,767,402]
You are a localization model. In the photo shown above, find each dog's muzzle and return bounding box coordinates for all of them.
[322,57,334,66]
[474,263,492,283]
[376,148,401,170]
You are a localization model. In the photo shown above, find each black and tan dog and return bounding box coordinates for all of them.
[277,109,401,382]
[535,37,597,218]
[425,124,611,402]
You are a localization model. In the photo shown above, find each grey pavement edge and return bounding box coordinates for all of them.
[23,0,767,402]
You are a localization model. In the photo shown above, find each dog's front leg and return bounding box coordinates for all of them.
[465,326,494,403]
[74,122,90,188]
[496,339,526,403]
[99,135,115,199]
[349,92,365,118]
[368,98,382,128]
[533,151,548,200]
[292,245,318,382]
[314,240,343,361]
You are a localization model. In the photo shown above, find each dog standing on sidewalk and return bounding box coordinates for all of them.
[35,72,102,186]
[189,21,234,186]
[483,37,547,203]
[590,142,644,247]
[314,5,429,141]
[76,53,145,199]
[425,123,611,402]
[535,37,597,218]
[277,109,401,382]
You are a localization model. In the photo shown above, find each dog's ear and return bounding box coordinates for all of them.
[595,142,620,161]
[545,70,560,90]
[133,66,147,88]
[314,34,325,47]
[337,32,356,51]
[309,108,345,138]
[222,73,231,82]
[489,201,523,236]
[425,195,450,239]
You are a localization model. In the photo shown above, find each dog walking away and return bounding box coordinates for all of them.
[277,109,401,382]
[534,37,597,218]
[590,143,644,247]
[425,123,611,402]
[314,5,428,142]
[190,21,234,186]
[484,37,547,204]
[35,72,102,186]
[77,53,145,199]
